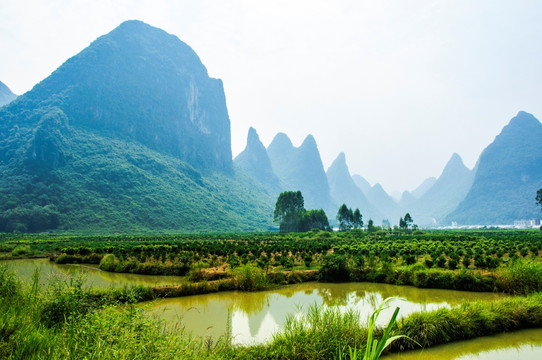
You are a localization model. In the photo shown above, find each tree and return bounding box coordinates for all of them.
[367,218,376,232]
[337,204,354,231]
[399,217,407,230]
[404,213,413,228]
[352,208,363,229]
[537,189,542,211]
[299,209,330,232]
[274,191,305,232]
[400,213,413,230]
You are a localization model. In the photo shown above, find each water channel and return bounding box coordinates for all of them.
[3,258,542,359]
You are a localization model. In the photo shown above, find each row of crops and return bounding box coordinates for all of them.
[1,229,541,272]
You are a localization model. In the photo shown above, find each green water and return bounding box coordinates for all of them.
[0,258,186,288]
[145,281,507,345]
[3,258,541,358]
[381,328,542,359]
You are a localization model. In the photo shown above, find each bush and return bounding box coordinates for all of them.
[233,264,268,291]
[317,254,350,282]
[99,254,118,272]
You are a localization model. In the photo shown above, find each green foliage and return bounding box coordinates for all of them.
[274,190,305,232]
[274,191,330,232]
[359,298,404,360]
[0,112,274,234]
[99,254,118,272]
[318,254,350,282]
[0,205,60,233]
[41,276,97,327]
[232,264,268,291]
[537,188,542,211]
[337,204,354,231]
[393,292,542,351]
[299,209,330,232]
[497,259,542,294]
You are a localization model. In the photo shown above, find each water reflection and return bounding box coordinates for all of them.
[381,328,542,360]
[6,258,534,358]
[146,282,507,345]
[0,258,186,288]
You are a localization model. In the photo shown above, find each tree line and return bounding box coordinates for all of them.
[273,190,416,233]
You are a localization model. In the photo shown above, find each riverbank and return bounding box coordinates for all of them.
[2,264,542,359]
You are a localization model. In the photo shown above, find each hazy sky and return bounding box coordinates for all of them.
[2,1,542,194]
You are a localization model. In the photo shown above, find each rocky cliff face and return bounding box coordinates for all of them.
[447,111,542,224]
[5,20,232,172]
[0,21,274,233]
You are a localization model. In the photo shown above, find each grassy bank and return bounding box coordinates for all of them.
[3,264,542,360]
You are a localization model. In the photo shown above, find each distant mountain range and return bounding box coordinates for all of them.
[266,133,335,214]
[0,81,17,107]
[326,153,382,221]
[1,20,540,233]
[240,111,542,227]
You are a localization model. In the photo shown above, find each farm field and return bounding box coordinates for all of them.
[1,229,542,359]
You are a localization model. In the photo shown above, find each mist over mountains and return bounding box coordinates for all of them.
[241,111,542,227]
[1,20,540,233]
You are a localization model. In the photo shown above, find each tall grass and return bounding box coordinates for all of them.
[496,259,542,294]
[0,265,224,359]
[392,292,542,351]
[3,264,542,360]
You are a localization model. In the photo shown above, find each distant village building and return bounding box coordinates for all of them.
[514,219,541,228]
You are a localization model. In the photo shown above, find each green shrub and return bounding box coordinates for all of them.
[233,264,268,291]
[318,254,350,282]
[98,254,118,272]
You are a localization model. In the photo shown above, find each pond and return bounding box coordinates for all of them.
[145,281,507,345]
[0,258,186,288]
[4,258,540,358]
[381,328,542,359]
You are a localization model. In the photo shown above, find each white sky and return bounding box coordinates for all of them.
[1,0,542,193]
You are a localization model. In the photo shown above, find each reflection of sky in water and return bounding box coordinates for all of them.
[147,282,507,346]
[7,259,538,357]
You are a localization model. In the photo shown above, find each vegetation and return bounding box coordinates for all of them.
[399,213,415,230]
[337,204,363,231]
[2,237,542,359]
[274,191,330,232]
[1,229,541,294]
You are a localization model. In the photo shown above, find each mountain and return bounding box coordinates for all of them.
[267,133,334,212]
[326,152,383,222]
[399,191,417,209]
[0,20,273,233]
[351,174,372,195]
[411,177,437,199]
[0,81,17,107]
[446,111,542,224]
[6,20,231,172]
[413,153,474,225]
[234,127,281,194]
[365,183,400,221]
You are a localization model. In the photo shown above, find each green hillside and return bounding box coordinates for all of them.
[0,21,273,233]
[446,111,542,224]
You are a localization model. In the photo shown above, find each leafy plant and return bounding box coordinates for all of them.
[339,297,407,360]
